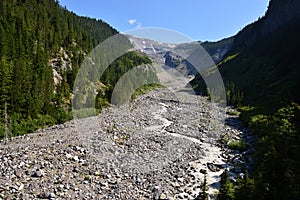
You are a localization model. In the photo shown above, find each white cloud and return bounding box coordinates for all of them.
[128,19,137,25]
[128,19,142,29]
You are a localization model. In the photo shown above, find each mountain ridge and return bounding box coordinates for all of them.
[190,0,300,199]
[192,0,300,110]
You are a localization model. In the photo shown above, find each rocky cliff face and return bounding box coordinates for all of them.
[201,37,234,63]
[164,51,198,76]
[163,38,234,76]
[262,0,300,35]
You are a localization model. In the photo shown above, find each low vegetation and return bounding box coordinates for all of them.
[227,140,247,152]
[131,83,164,100]
[226,111,239,116]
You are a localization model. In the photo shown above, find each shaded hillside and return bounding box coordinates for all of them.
[192,0,300,111]
[191,0,300,199]
[222,1,300,111]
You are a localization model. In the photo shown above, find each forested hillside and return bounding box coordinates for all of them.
[191,0,300,199]
[0,0,154,138]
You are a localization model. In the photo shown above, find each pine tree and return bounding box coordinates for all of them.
[196,174,209,200]
[217,169,234,200]
[0,56,13,109]
[234,172,255,200]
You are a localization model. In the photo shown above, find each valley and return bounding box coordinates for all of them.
[1,0,299,199]
[0,35,251,199]
[0,86,250,199]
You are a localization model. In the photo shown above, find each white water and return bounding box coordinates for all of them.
[146,102,203,144]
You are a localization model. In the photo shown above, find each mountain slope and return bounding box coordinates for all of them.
[192,0,300,111]
[0,0,118,137]
[191,0,300,199]
[223,0,300,111]
[128,34,234,77]
[201,36,234,63]
[0,0,161,138]
[0,0,155,138]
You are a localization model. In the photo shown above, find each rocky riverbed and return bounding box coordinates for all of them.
[0,87,252,200]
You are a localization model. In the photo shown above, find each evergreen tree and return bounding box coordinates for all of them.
[234,172,255,200]
[196,174,209,200]
[0,0,120,137]
[0,56,13,109]
[217,170,234,200]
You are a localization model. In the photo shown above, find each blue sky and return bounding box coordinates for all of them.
[59,0,269,42]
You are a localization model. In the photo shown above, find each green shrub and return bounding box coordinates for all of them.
[228,140,248,151]
[227,111,239,116]
[131,83,164,100]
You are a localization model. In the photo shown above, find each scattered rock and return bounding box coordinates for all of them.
[177,177,184,183]
[49,193,56,198]
[0,88,249,199]
[32,170,43,178]
[207,163,220,172]
[38,191,49,199]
